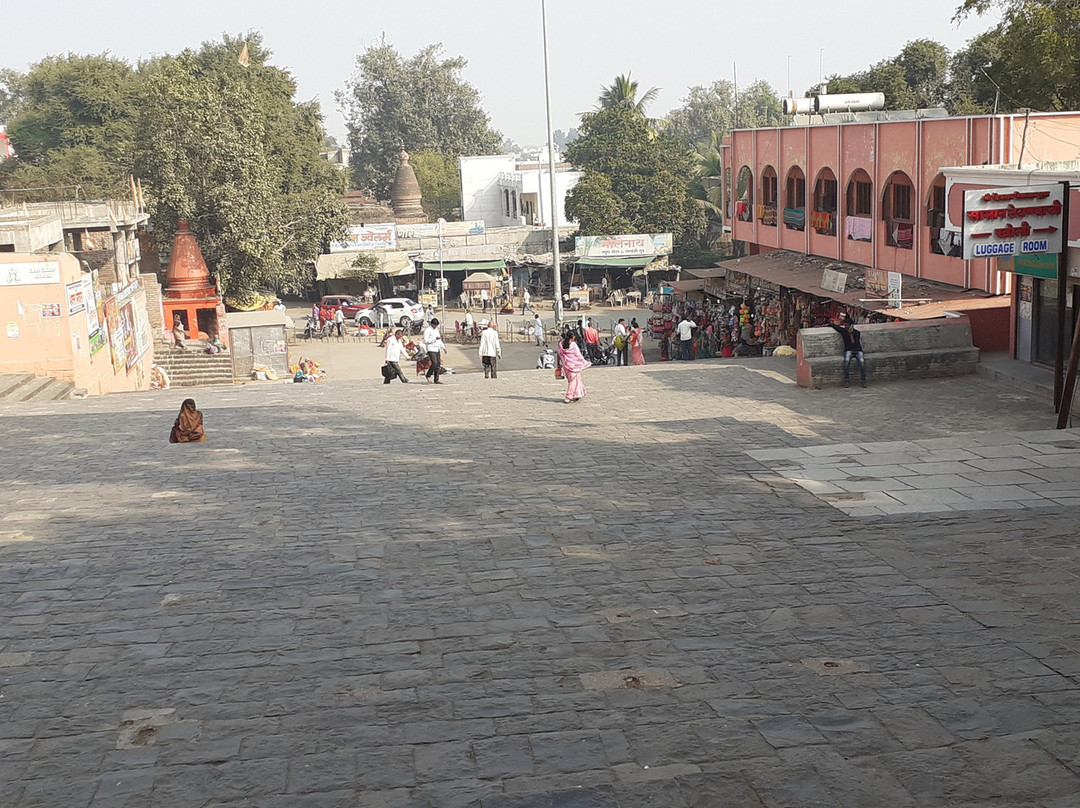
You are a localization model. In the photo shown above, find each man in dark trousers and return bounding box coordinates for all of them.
[829,315,867,388]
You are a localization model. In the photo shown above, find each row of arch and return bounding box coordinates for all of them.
[735,165,951,252]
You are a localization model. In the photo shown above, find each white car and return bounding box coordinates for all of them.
[353,298,425,329]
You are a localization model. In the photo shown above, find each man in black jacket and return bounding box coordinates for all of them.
[828,315,867,388]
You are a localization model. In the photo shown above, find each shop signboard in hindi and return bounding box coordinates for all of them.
[396,220,486,239]
[575,233,673,258]
[821,268,848,294]
[0,260,61,286]
[865,269,889,297]
[66,281,86,315]
[963,183,1064,260]
[330,224,397,253]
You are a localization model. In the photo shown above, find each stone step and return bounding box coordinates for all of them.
[0,373,36,400]
[11,376,69,402]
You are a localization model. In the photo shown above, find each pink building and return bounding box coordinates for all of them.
[720,111,1080,299]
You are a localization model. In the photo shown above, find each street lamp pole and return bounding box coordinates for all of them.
[438,217,446,326]
[541,0,562,326]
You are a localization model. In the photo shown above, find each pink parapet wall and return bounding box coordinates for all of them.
[0,252,154,395]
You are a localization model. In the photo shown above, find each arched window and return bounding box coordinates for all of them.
[882,171,914,249]
[810,168,838,235]
[760,165,777,227]
[926,174,959,256]
[736,166,754,222]
[783,166,806,230]
[844,169,873,242]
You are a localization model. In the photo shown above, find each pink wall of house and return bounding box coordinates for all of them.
[724,112,1080,294]
[0,252,153,395]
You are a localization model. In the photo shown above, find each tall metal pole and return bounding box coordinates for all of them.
[1054,181,1070,411]
[541,0,562,326]
[438,217,446,327]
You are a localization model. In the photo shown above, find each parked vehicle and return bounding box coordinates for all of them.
[319,295,366,318]
[353,297,425,329]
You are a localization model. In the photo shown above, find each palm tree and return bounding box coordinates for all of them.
[597,73,660,115]
[688,132,726,247]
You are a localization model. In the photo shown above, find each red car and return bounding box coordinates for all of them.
[319,295,366,318]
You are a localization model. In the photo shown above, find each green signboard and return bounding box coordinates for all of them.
[998,253,1058,280]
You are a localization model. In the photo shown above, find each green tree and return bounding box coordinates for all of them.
[954,0,1080,112]
[136,34,346,299]
[347,251,379,285]
[666,81,736,151]
[408,150,461,221]
[597,73,659,114]
[736,80,784,128]
[565,105,704,244]
[340,41,501,199]
[0,54,138,196]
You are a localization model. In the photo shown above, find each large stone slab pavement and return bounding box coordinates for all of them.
[1,357,1079,807]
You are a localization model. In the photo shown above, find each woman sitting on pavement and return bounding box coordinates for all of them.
[169,398,206,443]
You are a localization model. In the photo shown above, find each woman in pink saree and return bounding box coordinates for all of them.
[556,331,591,403]
[629,318,646,365]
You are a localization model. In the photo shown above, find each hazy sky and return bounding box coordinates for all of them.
[2,0,998,147]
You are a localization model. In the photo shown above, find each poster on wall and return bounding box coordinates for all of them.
[5,322,17,338]
[42,302,62,317]
[82,276,100,336]
[0,260,61,286]
[131,291,151,366]
[120,302,137,370]
[103,298,126,374]
[66,281,86,315]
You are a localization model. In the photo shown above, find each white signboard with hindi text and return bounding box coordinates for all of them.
[821,268,848,294]
[576,234,673,258]
[963,184,1064,260]
[330,224,398,253]
[0,260,61,286]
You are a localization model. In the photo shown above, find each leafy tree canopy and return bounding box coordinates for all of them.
[0,54,138,196]
[565,105,704,245]
[135,34,346,299]
[597,73,659,114]
[339,41,501,199]
[815,40,950,111]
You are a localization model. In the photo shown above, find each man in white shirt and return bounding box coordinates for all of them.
[677,315,696,360]
[480,288,490,312]
[614,317,629,366]
[521,288,533,315]
[383,329,411,384]
[422,318,447,384]
[464,309,475,336]
[533,313,545,346]
[478,319,501,378]
[333,306,345,337]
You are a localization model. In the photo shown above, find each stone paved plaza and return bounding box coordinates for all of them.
[2,357,1079,807]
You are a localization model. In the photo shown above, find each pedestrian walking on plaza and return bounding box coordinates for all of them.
[480,288,490,312]
[479,319,501,378]
[333,306,344,337]
[383,328,411,384]
[630,318,646,365]
[423,318,447,384]
[521,288,534,315]
[557,331,591,403]
[533,313,546,346]
[613,318,629,366]
[677,314,696,360]
[583,318,602,363]
[829,315,867,388]
[169,398,206,443]
[464,308,476,336]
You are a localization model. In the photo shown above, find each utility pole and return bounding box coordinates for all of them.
[541,0,562,325]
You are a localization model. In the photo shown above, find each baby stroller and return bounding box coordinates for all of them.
[536,349,556,370]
